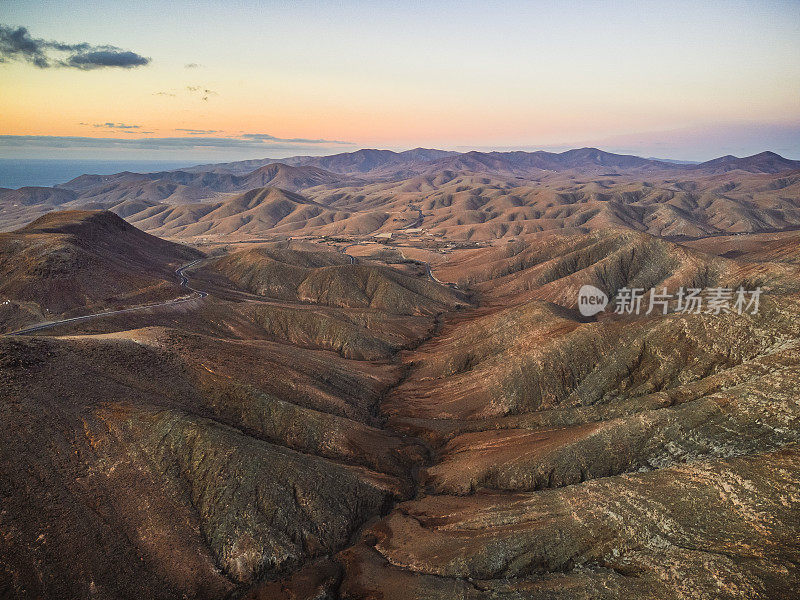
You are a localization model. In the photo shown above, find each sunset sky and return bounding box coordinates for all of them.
[1,0,799,161]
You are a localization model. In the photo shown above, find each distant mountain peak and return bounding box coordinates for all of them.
[694,150,800,173]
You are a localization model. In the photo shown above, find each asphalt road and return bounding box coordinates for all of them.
[394,247,445,284]
[400,207,423,230]
[8,259,207,336]
[423,261,443,284]
[340,243,358,264]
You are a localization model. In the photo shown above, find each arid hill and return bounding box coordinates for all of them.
[687,150,800,174]
[3,148,800,239]
[329,231,800,600]
[181,147,800,178]
[0,186,78,206]
[272,147,460,176]
[0,212,459,597]
[180,148,458,176]
[433,229,800,305]
[33,167,800,242]
[58,162,348,195]
[0,187,80,232]
[210,244,467,314]
[0,328,413,598]
[0,164,352,232]
[0,210,199,332]
[136,187,327,236]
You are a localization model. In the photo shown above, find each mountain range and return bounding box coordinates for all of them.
[2,148,799,240]
[182,147,800,177]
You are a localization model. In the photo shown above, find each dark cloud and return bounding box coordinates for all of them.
[0,24,49,67]
[0,24,150,70]
[67,49,149,70]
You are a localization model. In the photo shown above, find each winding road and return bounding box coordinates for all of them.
[401,207,424,230]
[423,261,444,284]
[6,248,453,337]
[395,247,446,284]
[340,243,358,264]
[8,260,207,336]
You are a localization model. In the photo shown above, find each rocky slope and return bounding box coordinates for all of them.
[0,328,413,598]
[210,244,468,315]
[0,210,199,332]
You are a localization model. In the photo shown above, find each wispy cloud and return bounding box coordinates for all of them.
[0,134,356,151]
[89,122,142,130]
[0,134,359,161]
[242,133,352,145]
[0,24,150,70]
[176,128,222,135]
[186,86,216,101]
[154,86,217,101]
[184,63,202,69]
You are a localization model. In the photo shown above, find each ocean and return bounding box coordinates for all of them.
[0,159,197,189]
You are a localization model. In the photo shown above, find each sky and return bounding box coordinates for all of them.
[1,0,799,162]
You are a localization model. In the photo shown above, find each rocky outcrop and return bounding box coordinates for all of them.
[340,448,800,599]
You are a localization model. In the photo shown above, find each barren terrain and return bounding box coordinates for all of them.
[1,148,799,599]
